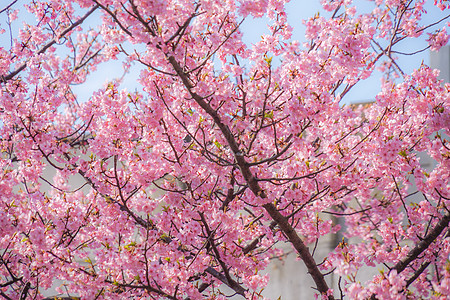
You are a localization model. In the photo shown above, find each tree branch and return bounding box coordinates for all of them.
[393,213,450,274]
[166,53,334,299]
[262,203,333,299]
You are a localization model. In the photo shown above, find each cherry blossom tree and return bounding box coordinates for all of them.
[1,0,449,299]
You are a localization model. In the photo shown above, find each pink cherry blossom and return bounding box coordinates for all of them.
[0,0,449,299]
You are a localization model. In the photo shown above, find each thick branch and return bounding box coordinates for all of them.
[262,203,333,299]
[167,56,262,197]
[368,213,450,299]
[167,55,334,299]
[393,213,450,273]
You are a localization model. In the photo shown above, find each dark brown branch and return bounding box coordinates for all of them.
[405,260,431,289]
[0,277,22,288]
[165,5,200,47]
[199,213,247,297]
[393,213,450,273]
[77,169,152,229]
[0,290,14,300]
[258,165,333,184]
[93,0,133,37]
[262,203,333,299]
[167,53,334,300]
[370,214,450,300]
[247,140,293,166]
[167,56,261,196]
[19,282,30,300]
[104,279,178,300]
[0,0,18,14]
[351,107,388,151]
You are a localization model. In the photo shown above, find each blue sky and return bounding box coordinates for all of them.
[1,0,448,104]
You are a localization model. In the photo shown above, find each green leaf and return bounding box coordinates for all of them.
[435,106,444,113]
[264,55,272,66]
[124,241,136,250]
[264,111,274,119]
[398,150,408,157]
